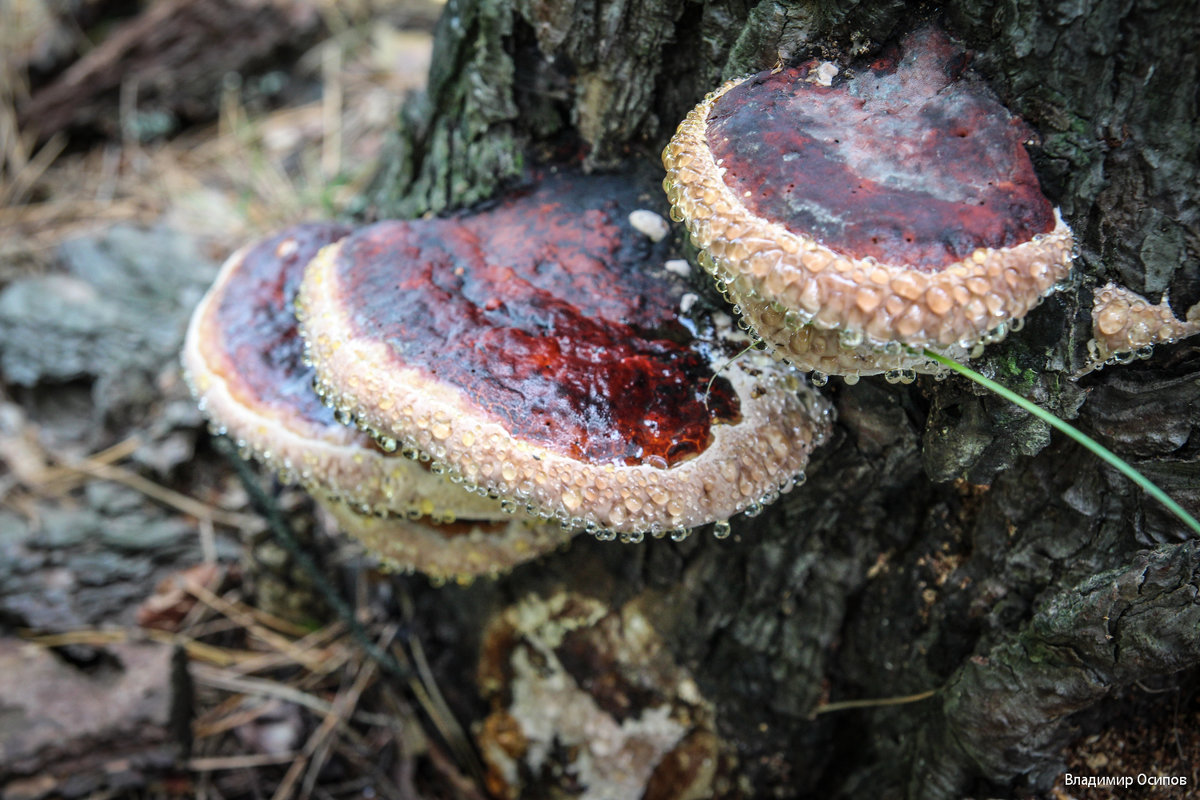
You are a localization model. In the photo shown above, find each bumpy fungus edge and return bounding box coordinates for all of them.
[662,80,1074,379]
[297,240,833,539]
[319,497,572,584]
[1086,282,1200,369]
[184,228,573,579]
[182,230,517,523]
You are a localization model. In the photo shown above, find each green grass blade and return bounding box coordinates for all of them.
[923,350,1200,536]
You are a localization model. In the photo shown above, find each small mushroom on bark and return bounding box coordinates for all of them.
[662,26,1075,382]
[182,223,571,581]
[1087,282,1200,369]
[297,170,832,540]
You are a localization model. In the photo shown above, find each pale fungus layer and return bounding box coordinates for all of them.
[1087,282,1200,368]
[297,171,832,539]
[662,27,1075,379]
[320,498,571,584]
[183,224,573,582]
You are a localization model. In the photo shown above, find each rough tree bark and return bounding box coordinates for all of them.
[362,1,1200,797]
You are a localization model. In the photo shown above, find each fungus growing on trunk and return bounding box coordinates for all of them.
[319,497,572,582]
[297,170,831,540]
[662,26,1075,381]
[1087,283,1200,369]
[182,223,571,581]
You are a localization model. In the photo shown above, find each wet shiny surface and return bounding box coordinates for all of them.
[707,27,1056,271]
[334,172,740,467]
[212,222,353,423]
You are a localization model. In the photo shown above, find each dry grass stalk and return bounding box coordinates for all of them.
[274,628,388,799]
[2,5,464,795]
[184,579,344,674]
[48,445,261,530]
[25,627,268,668]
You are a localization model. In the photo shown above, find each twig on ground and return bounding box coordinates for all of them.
[184,580,338,674]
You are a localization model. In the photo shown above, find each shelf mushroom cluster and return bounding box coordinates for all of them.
[183,171,832,580]
[184,24,1077,580]
[296,172,831,541]
[182,223,575,581]
[662,26,1076,383]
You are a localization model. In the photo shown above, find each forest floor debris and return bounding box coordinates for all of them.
[0,0,476,796]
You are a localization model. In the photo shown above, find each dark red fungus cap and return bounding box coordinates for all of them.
[296,171,831,538]
[663,26,1074,379]
[182,223,571,581]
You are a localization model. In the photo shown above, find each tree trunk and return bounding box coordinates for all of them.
[364,1,1200,797]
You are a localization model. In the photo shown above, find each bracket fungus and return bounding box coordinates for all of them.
[297,170,831,541]
[662,26,1075,381]
[1087,282,1200,369]
[182,223,572,581]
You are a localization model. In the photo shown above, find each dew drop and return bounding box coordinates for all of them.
[713,520,732,539]
[838,328,864,348]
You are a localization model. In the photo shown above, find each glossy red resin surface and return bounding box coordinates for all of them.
[212,222,353,425]
[334,172,740,467]
[707,27,1056,271]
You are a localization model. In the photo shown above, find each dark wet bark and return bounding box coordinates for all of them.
[367,1,1200,797]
